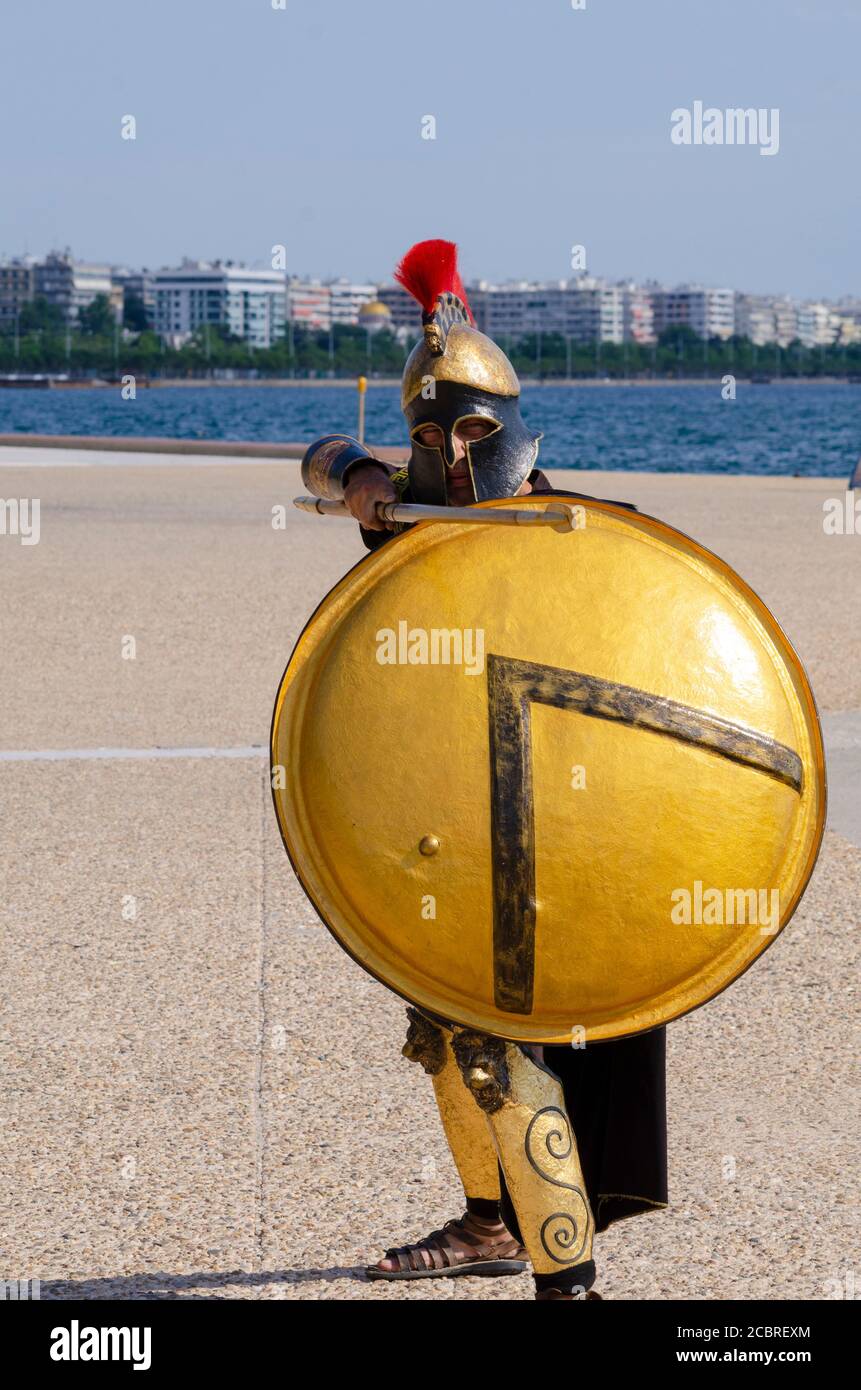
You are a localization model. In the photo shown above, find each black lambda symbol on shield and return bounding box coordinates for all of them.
[486,654,802,1015]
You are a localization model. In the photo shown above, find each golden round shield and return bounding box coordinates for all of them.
[271,495,825,1044]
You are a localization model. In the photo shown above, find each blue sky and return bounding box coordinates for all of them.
[2,0,858,298]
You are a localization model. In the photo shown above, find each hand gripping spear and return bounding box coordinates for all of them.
[293,494,582,532]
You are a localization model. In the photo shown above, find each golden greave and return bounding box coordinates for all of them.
[402,1008,501,1202]
[451,1031,594,1276]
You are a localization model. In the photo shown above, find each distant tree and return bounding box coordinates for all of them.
[19,296,65,334]
[123,293,149,332]
[657,324,702,350]
[125,330,162,372]
[191,321,243,346]
[78,294,116,337]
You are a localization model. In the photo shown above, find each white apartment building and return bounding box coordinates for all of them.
[284,280,379,332]
[833,314,861,345]
[619,282,656,345]
[735,294,799,347]
[471,281,560,339]
[329,280,377,325]
[735,294,774,346]
[796,302,841,349]
[469,279,625,344]
[32,253,122,323]
[565,280,624,344]
[834,298,861,329]
[72,262,121,320]
[287,280,330,330]
[651,285,735,340]
[773,298,799,347]
[153,261,287,348]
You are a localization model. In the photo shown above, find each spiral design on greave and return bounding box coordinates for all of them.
[525,1107,590,1265]
[525,1107,576,1185]
[540,1212,587,1265]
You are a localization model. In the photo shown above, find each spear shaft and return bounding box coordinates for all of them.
[292,496,580,531]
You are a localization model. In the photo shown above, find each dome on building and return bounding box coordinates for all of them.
[358,299,392,331]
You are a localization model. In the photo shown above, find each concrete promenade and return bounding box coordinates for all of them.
[1,446,858,1300]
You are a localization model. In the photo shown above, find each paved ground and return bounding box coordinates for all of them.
[1,449,858,1300]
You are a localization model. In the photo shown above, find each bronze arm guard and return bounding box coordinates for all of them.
[301,434,395,501]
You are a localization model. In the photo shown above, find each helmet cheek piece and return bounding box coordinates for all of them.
[407,440,449,506]
[464,420,543,502]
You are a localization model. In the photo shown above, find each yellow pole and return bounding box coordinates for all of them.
[357,375,367,445]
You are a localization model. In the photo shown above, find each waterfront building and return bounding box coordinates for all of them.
[112,267,156,324]
[735,293,775,346]
[329,280,378,325]
[72,262,122,320]
[33,252,75,321]
[471,281,563,338]
[772,298,800,347]
[375,282,423,331]
[834,297,861,328]
[566,279,624,345]
[153,260,287,348]
[468,278,625,345]
[735,293,800,347]
[0,256,36,328]
[796,301,841,349]
[32,252,122,324]
[284,278,379,332]
[287,280,331,331]
[651,285,735,340]
[619,282,656,345]
[833,315,861,345]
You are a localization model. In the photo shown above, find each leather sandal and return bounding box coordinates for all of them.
[366,1210,528,1280]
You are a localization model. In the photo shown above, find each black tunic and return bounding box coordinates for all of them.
[360,467,668,1232]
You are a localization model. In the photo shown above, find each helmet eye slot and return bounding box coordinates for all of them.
[411,423,446,449]
[454,415,501,443]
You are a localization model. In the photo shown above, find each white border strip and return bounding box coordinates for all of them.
[0,745,268,763]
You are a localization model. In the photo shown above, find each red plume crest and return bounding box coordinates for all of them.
[394,240,473,323]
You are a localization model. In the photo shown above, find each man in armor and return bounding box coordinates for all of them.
[299,241,668,1300]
